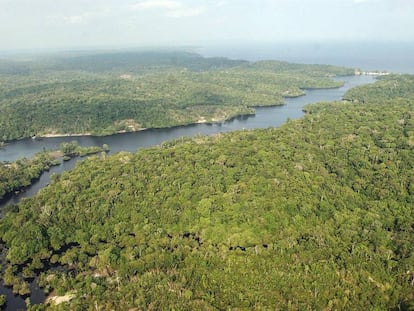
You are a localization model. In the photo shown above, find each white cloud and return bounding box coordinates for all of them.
[131,0,181,10]
[63,13,95,24]
[214,1,227,7]
[130,0,205,18]
[48,8,111,25]
[165,6,205,18]
[353,0,376,3]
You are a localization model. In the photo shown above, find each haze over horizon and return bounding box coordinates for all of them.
[0,0,413,52]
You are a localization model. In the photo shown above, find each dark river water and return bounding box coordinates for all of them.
[0,74,373,310]
[0,75,373,163]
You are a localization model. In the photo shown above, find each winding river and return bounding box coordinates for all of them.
[0,74,373,310]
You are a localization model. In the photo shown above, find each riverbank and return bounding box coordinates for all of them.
[0,144,108,203]
[0,76,349,147]
[34,129,148,139]
[1,73,411,310]
[0,153,60,202]
[0,75,374,164]
[0,74,374,310]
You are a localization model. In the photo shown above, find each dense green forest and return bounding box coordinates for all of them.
[0,152,58,201]
[0,51,353,142]
[343,74,414,103]
[0,75,412,309]
[0,142,108,201]
[59,141,109,161]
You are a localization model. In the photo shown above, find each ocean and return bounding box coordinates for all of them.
[197,41,414,74]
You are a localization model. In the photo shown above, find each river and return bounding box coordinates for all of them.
[0,75,373,163]
[0,74,373,310]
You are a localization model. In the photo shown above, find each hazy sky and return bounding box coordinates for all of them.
[0,0,413,51]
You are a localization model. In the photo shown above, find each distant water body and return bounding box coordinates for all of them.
[197,42,414,74]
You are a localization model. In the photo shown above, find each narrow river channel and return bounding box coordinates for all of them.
[0,74,374,310]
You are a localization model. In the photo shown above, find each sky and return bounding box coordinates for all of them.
[0,0,413,51]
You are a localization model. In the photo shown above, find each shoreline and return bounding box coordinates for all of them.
[1,75,355,145]
[34,128,148,139]
[32,104,286,140]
